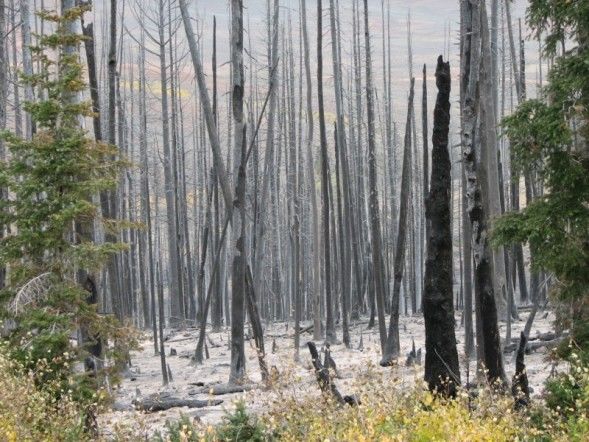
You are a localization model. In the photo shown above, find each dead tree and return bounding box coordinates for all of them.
[0,0,6,289]
[317,0,337,344]
[229,0,246,384]
[423,56,460,397]
[363,0,387,354]
[300,0,322,342]
[382,79,415,366]
[134,395,222,412]
[512,332,530,409]
[307,342,357,406]
[101,0,121,320]
[178,0,231,209]
[460,0,506,387]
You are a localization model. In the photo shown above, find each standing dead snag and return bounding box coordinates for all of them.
[229,0,246,385]
[512,332,530,409]
[307,342,357,406]
[381,78,415,366]
[245,264,269,382]
[423,56,460,397]
[460,0,506,387]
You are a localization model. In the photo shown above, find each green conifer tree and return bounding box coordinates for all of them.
[0,5,135,405]
[494,0,588,359]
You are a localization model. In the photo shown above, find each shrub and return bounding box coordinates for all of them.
[153,415,200,442]
[216,401,268,442]
[0,344,88,441]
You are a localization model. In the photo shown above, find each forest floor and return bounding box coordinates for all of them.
[99,309,559,438]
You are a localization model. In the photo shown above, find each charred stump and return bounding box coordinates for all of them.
[512,332,530,409]
[307,342,357,406]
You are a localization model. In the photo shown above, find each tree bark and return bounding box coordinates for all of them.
[460,0,506,387]
[229,0,247,384]
[423,56,460,396]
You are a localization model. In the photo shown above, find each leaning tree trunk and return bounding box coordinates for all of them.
[178,0,231,210]
[423,56,460,397]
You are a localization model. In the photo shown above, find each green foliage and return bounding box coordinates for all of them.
[545,352,589,416]
[494,0,589,357]
[216,401,268,442]
[151,403,269,442]
[153,415,200,442]
[0,6,134,411]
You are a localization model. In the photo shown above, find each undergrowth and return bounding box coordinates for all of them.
[149,356,588,442]
[0,344,87,441]
[3,343,588,441]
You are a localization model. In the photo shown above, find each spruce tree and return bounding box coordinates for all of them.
[494,0,588,360]
[0,5,134,403]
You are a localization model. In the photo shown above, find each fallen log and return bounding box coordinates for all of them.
[133,396,222,412]
[299,324,314,334]
[503,337,564,354]
[194,383,255,396]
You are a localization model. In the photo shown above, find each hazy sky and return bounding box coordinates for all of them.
[175,0,535,119]
[88,0,536,147]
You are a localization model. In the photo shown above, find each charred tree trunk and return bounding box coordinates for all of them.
[423,56,460,396]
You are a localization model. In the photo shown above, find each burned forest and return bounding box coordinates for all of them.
[0,0,587,440]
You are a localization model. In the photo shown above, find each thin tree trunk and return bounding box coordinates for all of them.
[300,0,322,341]
[317,0,337,344]
[178,0,231,210]
[229,0,247,384]
[0,0,6,289]
[363,0,387,354]
[382,79,415,365]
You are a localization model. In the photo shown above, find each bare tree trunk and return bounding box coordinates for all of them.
[422,64,430,246]
[0,0,7,289]
[178,0,231,210]
[382,79,415,365]
[252,0,279,306]
[423,56,460,396]
[101,0,121,320]
[329,0,351,348]
[20,0,34,137]
[300,0,322,341]
[480,0,508,321]
[363,0,387,353]
[318,0,337,344]
[9,0,21,138]
[229,0,246,384]
[461,0,506,387]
